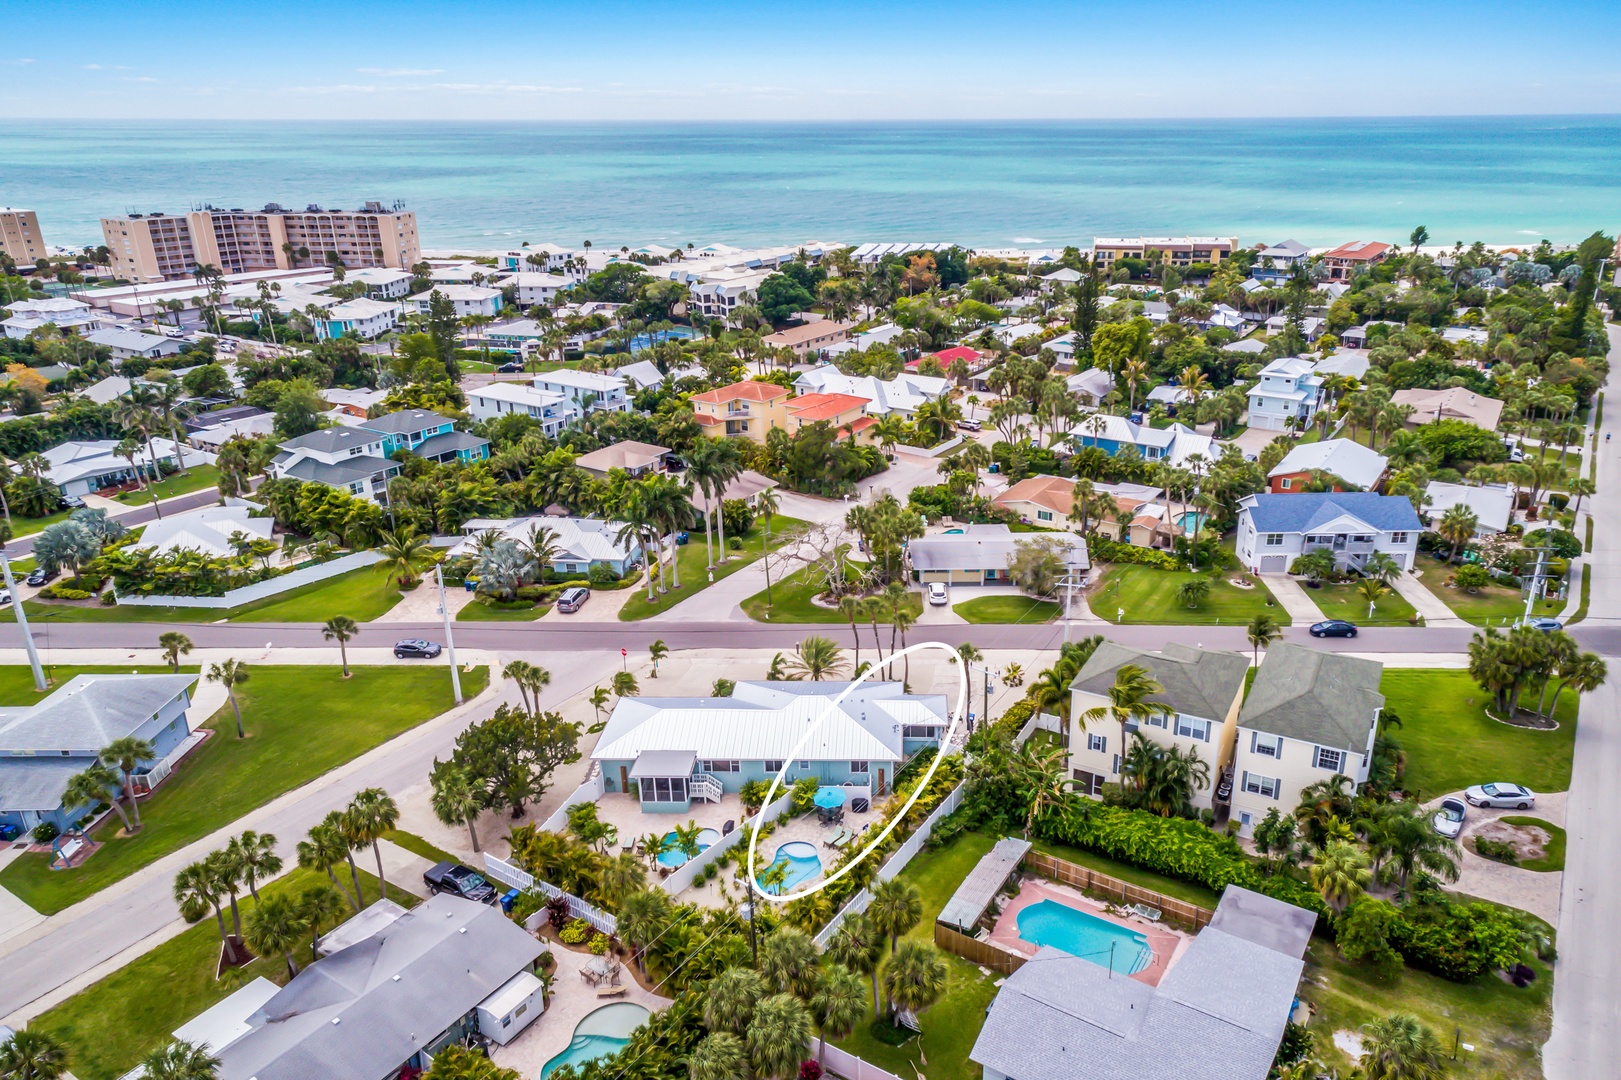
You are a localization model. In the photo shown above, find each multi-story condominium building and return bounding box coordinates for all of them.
[1246,355,1324,432]
[346,267,415,299]
[464,383,578,437]
[1250,239,1311,283]
[1320,239,1392,281]
[0,208,46,265]
[1091,236,1239,269]
[1228,644,1383,836]
[100,202,419,283]
[690,381,791,442]
[1235,492,1422,575]
[531,370,631,414]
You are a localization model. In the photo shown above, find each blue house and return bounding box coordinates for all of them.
[0,674,197,835]
[362,409,491,465]
[1072,415,1214,467]
[592,682,949,812]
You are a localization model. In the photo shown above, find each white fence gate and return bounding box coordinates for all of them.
[481,854,618,935]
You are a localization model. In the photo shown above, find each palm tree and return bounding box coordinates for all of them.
[1311,840,1371,916]
[1359,1013,1448,1080]
[174,860,239,963]
[704,966,768,1036]
[322,616,358,677]
[0,1027,70,1080]
[1436,503,1478,563]
[140,1039,221,1080]
[1545,651,1608,720]
[207,847,247,943]
[615,486,663,602]
[747,993,814,1080]
[1015,742,1076,835]
[228,830,282,901]
[649,638,669,677]
[430,763,483,852]
[1177,577,1210,609]
[868,877,923,955]
[62,761,130,833]
[378,527,433,587]
[1357,578,1388,617]
[784,635,847,681]
[838,595,865,668]
[760,926,820,999]
[827,910,886,1015]
[671,819,705,862]
[1246,613,1281,668]
[246,892,308,979]
[298,883,347,964]
[147,377,195,476]
[1078,664,1174,774]
[158,631,192,672]
[688,1032,747,1080]
[100,735,156,830]
[617,888,673,974]
[208,659,249,738]
[705,439,746,563]
[297,819,360,911]
[882,940,949,1026]
[612,670,640,697]
[347,788,400,894]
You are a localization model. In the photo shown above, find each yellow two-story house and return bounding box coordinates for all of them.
[691,381,790,443]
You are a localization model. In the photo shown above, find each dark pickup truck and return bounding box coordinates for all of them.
[423,860,498,904]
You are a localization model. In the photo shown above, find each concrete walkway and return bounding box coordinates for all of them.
[0,846,45,947]
[1258,574,1328,624]
[372,578,474,624]
[1388,569,1469,627]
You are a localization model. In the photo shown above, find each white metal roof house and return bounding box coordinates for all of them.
[906,524,1088,587]
[792,368,949,418]
[592,681,948,808]
[532,369,631,414]
[314,298,397,341]
[401,284,503,319]
[81,326,187,361]
[451,515,642,576]
[1422,481,1515,535]
[42,437,207,498]
[136,502,275,559]
[1267,439,1389,492]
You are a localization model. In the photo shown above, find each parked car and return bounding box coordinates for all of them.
[1432,797,1467,839]
[1520,617,1563,632]
[1465,782,1536,810]
[1309,619,1358,638]
[0,588,11,606]
[423,861,498,904]
[25,567,56,587]
[58,495,86,510]
[495,361,523,373]
[956,418,983,432]
[557,586,590,613]
[926,582,949,606]
[393,639,442,659]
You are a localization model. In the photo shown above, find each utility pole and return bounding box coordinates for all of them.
[1,553,46,691]
[434,564,463,705]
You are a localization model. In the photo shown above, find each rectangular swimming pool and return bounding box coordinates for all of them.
[1015,899,1153,974]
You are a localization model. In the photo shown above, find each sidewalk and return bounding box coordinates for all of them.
[1258,574,1328,624]
[1388,569,1469,627]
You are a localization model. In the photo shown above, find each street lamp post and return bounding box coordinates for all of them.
[434,564,463,705]
[1,553,46,691]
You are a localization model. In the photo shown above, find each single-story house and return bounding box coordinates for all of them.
[81,326,187,362]
[1422,481,1515,535]
[137,502,275,559]
[1391,387,1504,431]
[452,515,642,577]
[992,474,1162,539]
[1263,314,1325,342]
[906,523,1088,586]
[42,437,210,498]
[1072,415,1213,468]
[763,319,856,356]
[1236,492,1422,574]
[612,359,668,392]
[574,440,670,479]
[690,470,779,517]
[0,674,198,834]
[1066,367,1115,405]
[1268,439,1388,493]
[592,680,948,808]
[1311,351,1371,381]
[970,886,1314,1080]
[212,894,545,1080]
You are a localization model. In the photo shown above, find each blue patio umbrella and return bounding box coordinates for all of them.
[814,786,848,809]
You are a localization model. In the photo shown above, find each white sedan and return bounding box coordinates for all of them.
[1432,797,1467,839]
[1464,782,1536,810]
[926,582,949,606]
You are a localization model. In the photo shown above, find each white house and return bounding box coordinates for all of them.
[1267,439,1388,493]
[346,267,415,299]
[315,298,397,341]
[823,322,904,358]
[1263,314,1325,342]
[464,382,579,436]
[3,303,105,339]
[1040,266,1083,290]
[1246,355,1323,432]
[452,515,642,577]
[507,271,569,307]
[1072,414,1213,467]
[81,326,187,362]
[791,368,949,418]
[1422,481,1515,535]
[42,438,208,498]
[402,285,503,319]
[1229,644,1384,837]
[687,270,771,321]
[1236,492,1422,574]
[137,502,275,559]
[1066,367,1114,404]
[531,369,631,414]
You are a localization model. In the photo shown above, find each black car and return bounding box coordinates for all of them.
[1310,619,1358,638]
[423,860,498,904]
[394,639,443,659]
[495,361,524,373]
[556,586,590,613]
[25,567,57,587]
[58,495,86,510]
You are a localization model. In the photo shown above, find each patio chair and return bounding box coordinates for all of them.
[596,983,629,998]
[1128,903,1162,922]
[829,829,852,850]
[722,820,735,836]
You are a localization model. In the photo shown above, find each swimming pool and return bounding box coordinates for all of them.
[943,528,965,534]
[757,841,822,894]
[656,828,721,868]
[1015,899,1153,974]
[540,1002,651,1079]
[1175,511,1209,534]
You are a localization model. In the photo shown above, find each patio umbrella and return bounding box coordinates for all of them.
[814,786,848,809]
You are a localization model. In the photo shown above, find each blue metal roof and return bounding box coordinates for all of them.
[1242,492,1422,534]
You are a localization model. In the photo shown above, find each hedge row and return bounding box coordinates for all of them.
[1087,537,1181,569]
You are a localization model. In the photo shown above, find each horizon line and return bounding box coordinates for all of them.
[4,112,1621,125]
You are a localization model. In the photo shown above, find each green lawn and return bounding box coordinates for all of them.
[0,663,488,914]
[1029,836,1223,910]
[1381,669,1577,799]
[382,828,460,866]
[457,597,551,621]
[620,517,808,621]
[1091,564,1291,626]
[114,465,222,504]
[834,830,1002,1080]
[1309,581,1418,626]
[1413,555,1562,627]
[953,595,1061,624]
[7,506,75,538]
[31,866,418,1080]
[1299,937,1551,1080]
[1500,816,1566,872]
[22,563,408,625]
[740,564,922,624]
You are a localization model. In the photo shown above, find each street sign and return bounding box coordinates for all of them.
[621,648,627,657]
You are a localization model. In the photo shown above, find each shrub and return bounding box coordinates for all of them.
[790,776,820,814]
[1337,898,1404,978]
[31,821,60,844]
[588,562,618,585]
[988,698,1036,740]
[560,917,591,944]
[1453,563,1492,592]
[1088,537,1180,569]
[1474,836,1518,864]
[39,584,94,600]
[727,535,743,551]
[509,888,548,927]
[1523,527,1582,558]
[1385,897,1524,981]
[722,498,756,536]
[587,931,611,955]
[545,895,571,931]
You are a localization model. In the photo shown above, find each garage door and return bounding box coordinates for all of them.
[1260,555,1288,573]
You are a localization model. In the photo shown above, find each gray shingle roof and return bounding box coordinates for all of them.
[1239,643,1383,754]
[414,430,490,458]
[0,757,87,812]
[278,426,384,454]
[281,456,395,487]
[1239,492,1422,534]
[1070,642,1248,723]
[216,894,542,1080]
[0,674,196,753]
[360,409,450,436]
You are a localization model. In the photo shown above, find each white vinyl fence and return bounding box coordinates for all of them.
[823,1044,907,1080]
[538,765,607,833]
[659,788,796,896]
[481,853,618,935]
[115,550,384,608]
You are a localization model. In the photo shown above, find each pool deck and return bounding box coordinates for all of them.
[987,879,1191,987]
[491,939,672,1078]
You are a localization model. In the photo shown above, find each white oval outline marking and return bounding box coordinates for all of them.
[747,640,968,903]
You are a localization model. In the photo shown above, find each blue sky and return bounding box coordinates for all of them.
[4,0,1620,120]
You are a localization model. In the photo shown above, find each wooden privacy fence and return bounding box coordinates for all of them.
[933,922,1027,976]
[1023,851,1214,930]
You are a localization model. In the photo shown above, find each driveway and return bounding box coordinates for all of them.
[1259,573,1328,624]
[1422,790,1565,926]
[1390,567,1469,627]
[0,847,45,947]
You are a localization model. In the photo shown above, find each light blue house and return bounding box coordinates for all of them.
[592,682,949,813]
[1072,415,1214,467]
[362,409,491,465]
[0,674,198,834]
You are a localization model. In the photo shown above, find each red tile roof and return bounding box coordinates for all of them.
[690,380,789,404]
[786,392,870,422]
[1322,240,1392,262]
[838,415,880,439]
[930,346,982,365]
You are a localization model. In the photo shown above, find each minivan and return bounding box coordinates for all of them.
[557,586,590,613]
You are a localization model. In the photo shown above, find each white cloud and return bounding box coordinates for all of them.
[84,63,102,70]
[356,67,444,77]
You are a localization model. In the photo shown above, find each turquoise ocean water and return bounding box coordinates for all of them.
[1,117,1617,251]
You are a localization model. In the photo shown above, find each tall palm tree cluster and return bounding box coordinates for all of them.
[614,471,702,604]
[1467,625,1606,720]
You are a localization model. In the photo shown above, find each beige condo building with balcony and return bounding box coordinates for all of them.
[690,380,791,442]
[0,208,48,266]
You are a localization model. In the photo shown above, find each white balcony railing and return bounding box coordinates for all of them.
[691,773,724,803]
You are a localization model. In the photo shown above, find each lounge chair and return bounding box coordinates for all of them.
[596,984,628,998]
[830,829,852,850]
[722,820,735,836]
[1128,903,1162,922]
[823,828,845,848]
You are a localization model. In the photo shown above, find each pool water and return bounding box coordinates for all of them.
[1015,899,1153,974]
[540,1002,651,1079]
[1175,511,1209,534]
[656,827,721,868]
[757,841,823,894]
[943,528,965,534]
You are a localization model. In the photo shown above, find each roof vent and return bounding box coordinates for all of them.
[392,974,401,982]
[458,926,467,934]
[331,1018,341,1025]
